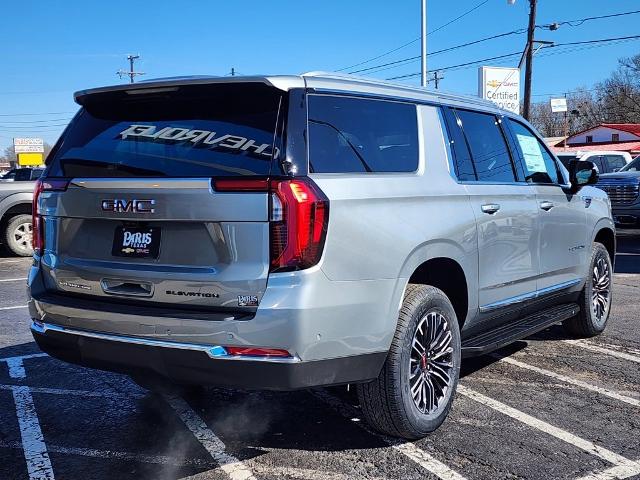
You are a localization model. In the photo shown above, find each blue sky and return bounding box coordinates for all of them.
[2,0,639,150]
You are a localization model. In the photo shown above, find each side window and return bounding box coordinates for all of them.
[307,95,419,173]
[442,107,476,181]
[508,120,560,184]
[605,155,626,171]
[455,109,516,182]
[14,169,32,181]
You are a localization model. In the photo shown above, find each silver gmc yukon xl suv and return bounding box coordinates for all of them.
[28,73,615,439]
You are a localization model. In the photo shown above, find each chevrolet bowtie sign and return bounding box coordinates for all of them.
[478,66,521,115]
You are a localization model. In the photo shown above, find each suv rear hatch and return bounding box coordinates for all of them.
[37,82,285,314]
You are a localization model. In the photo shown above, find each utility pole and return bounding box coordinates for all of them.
[522,0,537,120]
[421,0,428,87]
[117,54,145,83]
[563,93,568,151]
[432,71,444,89]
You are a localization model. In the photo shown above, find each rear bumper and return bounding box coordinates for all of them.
[31,321,386,390]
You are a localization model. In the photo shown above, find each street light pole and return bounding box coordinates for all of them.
[421,0,428,87]
[522,0,537,120]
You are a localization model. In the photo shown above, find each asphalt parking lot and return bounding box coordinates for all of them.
[0,239,639,480]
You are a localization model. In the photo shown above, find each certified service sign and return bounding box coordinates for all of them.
[478,66,520,115]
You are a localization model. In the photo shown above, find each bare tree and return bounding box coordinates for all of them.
[530,52,640,138]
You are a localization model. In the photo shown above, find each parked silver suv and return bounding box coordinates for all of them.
[28,73,615,439]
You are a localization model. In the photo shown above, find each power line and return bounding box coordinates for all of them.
[350,29,527,75]
[0,111,74,117]
[350,8,640,77]
[386,34,640,80]
[335,0,489,72]
[0,118,72,124]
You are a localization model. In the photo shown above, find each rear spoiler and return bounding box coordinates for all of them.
[74,76,301,106]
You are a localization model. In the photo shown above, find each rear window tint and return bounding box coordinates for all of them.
[47,83,282,178]
[455,109,516,183]
[308,95,418,173]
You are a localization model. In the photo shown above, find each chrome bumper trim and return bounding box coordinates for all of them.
[31,321,300,363]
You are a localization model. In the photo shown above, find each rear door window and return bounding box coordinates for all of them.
[454,109,516,182]
[47,83,283,178]
[442,107,476,181]
[307,95,419,173]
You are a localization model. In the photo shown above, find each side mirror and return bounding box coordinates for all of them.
[568,160,599,194]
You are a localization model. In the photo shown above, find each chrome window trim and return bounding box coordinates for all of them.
[31,321,301,363]
[479,279,582,313]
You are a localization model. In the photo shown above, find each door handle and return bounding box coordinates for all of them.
[540,201,554,211]
[481,203,501,214]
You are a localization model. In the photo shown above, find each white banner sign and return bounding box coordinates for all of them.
[478,66,520,115]
[550,97,567,113]
[13,137,44,153]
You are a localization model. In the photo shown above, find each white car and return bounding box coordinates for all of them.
[556,151,632,174]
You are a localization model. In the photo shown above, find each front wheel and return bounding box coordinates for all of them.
[563,242,613,337]
[357,284,461,439]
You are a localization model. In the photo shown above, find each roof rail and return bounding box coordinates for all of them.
[300,71,499,110]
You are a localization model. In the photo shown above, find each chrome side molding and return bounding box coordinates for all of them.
[479,279,582,313]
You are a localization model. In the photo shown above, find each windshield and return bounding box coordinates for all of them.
[621,156,640,172]
[47,83,283,178]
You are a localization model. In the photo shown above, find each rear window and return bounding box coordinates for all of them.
[307,95,419,173]
[47,83,282,178]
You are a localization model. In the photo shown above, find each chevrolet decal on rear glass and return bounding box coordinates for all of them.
[119,125,279,159]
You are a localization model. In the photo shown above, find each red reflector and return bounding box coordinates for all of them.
[212,178,269,192]
[225,346,291,358]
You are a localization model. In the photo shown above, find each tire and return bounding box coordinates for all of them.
[357,284,461,439]
[4,214,34,257]
[563,242,613,337]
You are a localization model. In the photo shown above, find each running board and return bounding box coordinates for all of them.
[461,303,579,358]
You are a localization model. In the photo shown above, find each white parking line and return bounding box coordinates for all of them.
[0,440,215,468]
[576,462,640,480]
[1,354,49,380]
[0,384,141,399]
[493,355,640,407]
[563,339,640,364]
[457,385,639,471]
[12,386,55,480]
[0,277,27,283]
[310,389,467,480]
[0,304,28,311]
[6,357,27,378]
[0,353,47,362]
[164,394,257,480]
[0,440,383,480]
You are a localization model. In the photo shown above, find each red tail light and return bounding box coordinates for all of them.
[32,178,69,255]
[211,176,329,273]
[269,178,329,272]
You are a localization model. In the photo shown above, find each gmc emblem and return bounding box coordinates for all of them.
[101,199,156,213]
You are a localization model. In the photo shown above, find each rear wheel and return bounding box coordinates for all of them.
[563,242,613,337]
[4,214,33,257]
[357,284,461,439]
